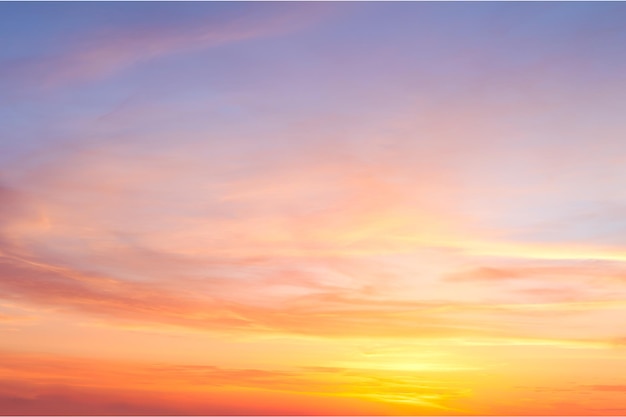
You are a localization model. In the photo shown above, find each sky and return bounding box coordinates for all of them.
[1,1,626,415]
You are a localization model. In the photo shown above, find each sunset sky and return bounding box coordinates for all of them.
[2,1,626,415]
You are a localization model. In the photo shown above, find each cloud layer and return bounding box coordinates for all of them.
[2,2,626,415]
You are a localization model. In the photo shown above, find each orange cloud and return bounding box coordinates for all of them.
[0,253,468,339]
[0,350,471,415]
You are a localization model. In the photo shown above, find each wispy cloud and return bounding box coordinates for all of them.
[0,350,470,415]
[0,3,335,93]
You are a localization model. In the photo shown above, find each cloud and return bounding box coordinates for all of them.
[0,253,473,339]
[449,262,626,283]
[0,350,471,415]
[448,266,525,281]
[3,247,626,350]
[585,385,626,392]
[0,3,335,93]
[445,259,626,305]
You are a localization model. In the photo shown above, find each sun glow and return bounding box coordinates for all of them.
[2,1,626,415]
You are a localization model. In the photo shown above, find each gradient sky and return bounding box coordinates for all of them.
[2,1,626,415]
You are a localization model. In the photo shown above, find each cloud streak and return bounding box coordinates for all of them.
[0,2,335,93]
[0,350,471,415]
